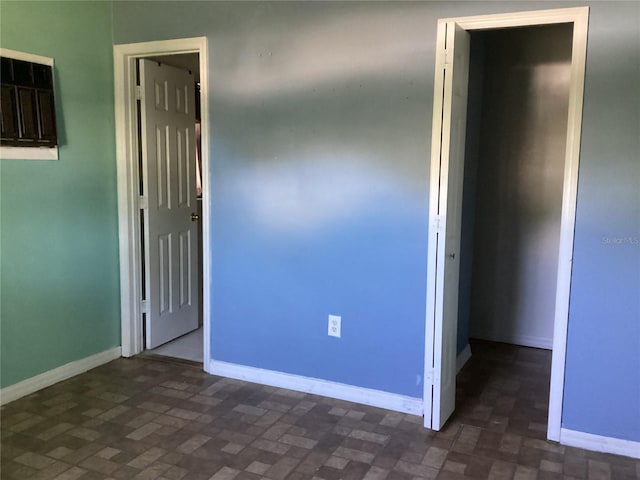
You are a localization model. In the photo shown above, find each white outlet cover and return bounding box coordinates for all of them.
[328,314,341,338]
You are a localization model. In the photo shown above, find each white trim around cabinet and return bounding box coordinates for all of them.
[0,146,58,160]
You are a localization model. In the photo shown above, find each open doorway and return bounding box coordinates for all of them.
[458,24,572,350]
[461,24,573,352]
[114,37,211,370]
[424,8,588,443]
[140,53,204,363]
[453,21,574,441]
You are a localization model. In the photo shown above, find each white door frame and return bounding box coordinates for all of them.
[113,37,211,370]
[424,7,589,442]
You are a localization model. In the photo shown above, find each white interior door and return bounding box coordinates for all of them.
[425,21,470,430]
[140,59,199,349]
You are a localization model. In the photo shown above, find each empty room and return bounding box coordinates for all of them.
[1,1,638,479]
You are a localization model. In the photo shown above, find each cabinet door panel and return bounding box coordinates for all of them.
[12,60,33,86]
[17,87,39,141]
[1,85,19,143]
[33,64,53,89]
[1,58,13,83]
[37,90,57,144]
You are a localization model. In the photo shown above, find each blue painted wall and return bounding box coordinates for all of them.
[114,1,434,398]
[112,1,640,440]
[561,3,640,442]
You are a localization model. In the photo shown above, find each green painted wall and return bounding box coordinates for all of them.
[0,1,120,388]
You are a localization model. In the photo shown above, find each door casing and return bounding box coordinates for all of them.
[424,7,589,442]
[114,37,211,371]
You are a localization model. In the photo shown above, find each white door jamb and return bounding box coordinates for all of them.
[113,37,211,371]
[425,7,589,442]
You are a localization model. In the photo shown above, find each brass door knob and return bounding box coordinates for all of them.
[191,213,200,222]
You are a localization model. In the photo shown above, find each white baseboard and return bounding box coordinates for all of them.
[209,360,423,416]
[561,428,640,459]
[0,347,122,406]
[456,344,472,373]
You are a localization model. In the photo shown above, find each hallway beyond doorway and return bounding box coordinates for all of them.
[149,328,203,363]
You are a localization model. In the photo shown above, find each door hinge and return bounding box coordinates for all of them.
[135,85,142,100]
[442,48,452,66]
[138,196,148,209]
[432,215,443,234]
[140,299,148,315]
[425,369,436,385]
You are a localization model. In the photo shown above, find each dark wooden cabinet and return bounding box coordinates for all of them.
[1,56,58,147]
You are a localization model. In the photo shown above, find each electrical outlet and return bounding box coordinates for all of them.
[328,314,341,338]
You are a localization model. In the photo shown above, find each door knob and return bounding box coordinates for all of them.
[191,213,200,222]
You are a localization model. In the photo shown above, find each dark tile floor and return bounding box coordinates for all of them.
[1,341,638,480]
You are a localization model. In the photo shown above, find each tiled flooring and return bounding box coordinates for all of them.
[1,341,638,480]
